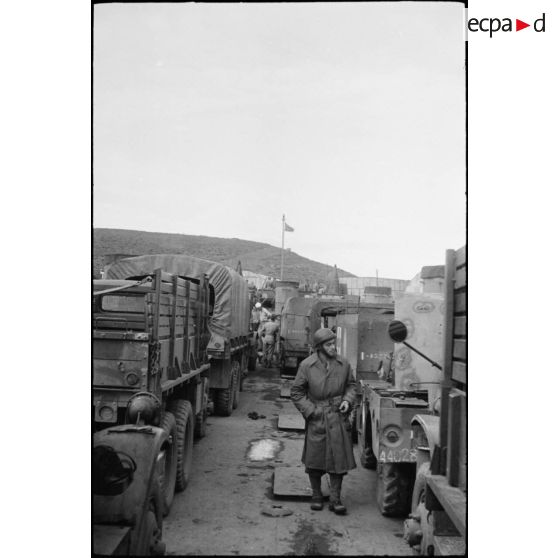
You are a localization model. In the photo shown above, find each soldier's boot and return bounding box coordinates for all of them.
[308,473,324,511]
[328,474,347,515]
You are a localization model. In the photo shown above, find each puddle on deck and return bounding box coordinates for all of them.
[246,439,283,461]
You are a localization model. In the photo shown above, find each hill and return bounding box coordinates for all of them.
[93,228,355,283]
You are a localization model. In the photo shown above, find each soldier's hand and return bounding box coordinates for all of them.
[339,400,350,414]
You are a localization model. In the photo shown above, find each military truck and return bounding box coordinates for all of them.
[274,280,299,315]
[278,296,315,375]
[353,285,446,517]
[104,254,252,417]
[93,267,212,553]
[278,295,364,376]
[333,302,395,381]
[333,301,396,441]
[395,246,467,555]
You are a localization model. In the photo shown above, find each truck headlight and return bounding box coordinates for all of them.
[99,406,114,422]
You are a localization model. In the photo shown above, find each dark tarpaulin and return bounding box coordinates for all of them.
[104,254,250,349]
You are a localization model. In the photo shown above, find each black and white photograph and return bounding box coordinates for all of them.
[4,0,558,557]
[92,1,466,555]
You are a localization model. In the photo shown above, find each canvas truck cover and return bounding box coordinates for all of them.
[104,254,251,350]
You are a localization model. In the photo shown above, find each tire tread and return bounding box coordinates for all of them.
[159,412,178,516]
[167,400,194,492]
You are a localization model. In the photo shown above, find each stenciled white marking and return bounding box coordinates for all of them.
[247,439,281,461]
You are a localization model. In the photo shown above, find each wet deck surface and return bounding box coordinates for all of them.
[163,366,414,556]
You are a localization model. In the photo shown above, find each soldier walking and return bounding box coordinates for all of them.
[291,328,356,514]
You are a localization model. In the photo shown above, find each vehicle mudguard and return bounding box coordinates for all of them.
[410,414,440,457]
[208,357,232,388]
[93,424,167,525]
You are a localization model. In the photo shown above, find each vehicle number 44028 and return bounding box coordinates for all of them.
[379,449,417,463]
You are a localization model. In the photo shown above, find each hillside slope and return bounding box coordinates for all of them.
[93,228,355,283]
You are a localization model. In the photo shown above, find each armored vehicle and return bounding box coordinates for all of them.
[399,246,466,555]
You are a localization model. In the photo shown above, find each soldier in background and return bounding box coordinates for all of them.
[263,276,276,289]
[261,314,279,368]
[256,304,272,357]
[259,304,272,324]
[251,302,262,332]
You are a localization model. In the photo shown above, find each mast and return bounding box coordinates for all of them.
[280,214,285,280]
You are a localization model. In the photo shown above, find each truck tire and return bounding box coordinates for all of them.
[357,408,377,469]
[376,462,414,517]
[140,510,165,556]
[195,409,207,439]
[358,437,377,469]
[232,361,240,410]
[167,400,194,493]
[214,374,234,417]
[159,412,178,516]
[404,461,435,555]
[131,475,165,555]
[239,353,246,392]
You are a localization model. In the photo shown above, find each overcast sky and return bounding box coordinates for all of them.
[94,2,465,279]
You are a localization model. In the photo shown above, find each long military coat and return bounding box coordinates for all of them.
[291,352,357,473]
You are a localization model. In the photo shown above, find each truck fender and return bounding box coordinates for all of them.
[93,424,168,526]
[208,357,232,389]
[410,414,440,458]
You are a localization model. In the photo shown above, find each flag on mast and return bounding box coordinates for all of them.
[284,221,294,232]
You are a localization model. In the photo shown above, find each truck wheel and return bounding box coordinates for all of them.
[232,361,240,410]
[239,354,246,392]
[357,408,377,469]
[247,355,256,372]
[159,412,178,516]
[167,400,194,493]
[195,409,207,439]
[132,475,165,556]
[404,461,435,555]
[376,462,414,517]
[135,505,165,555]
[214,375,234,417]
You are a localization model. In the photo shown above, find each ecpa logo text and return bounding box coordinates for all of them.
[468,13,546,38]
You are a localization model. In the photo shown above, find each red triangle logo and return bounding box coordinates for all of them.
[516,19,530,31]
